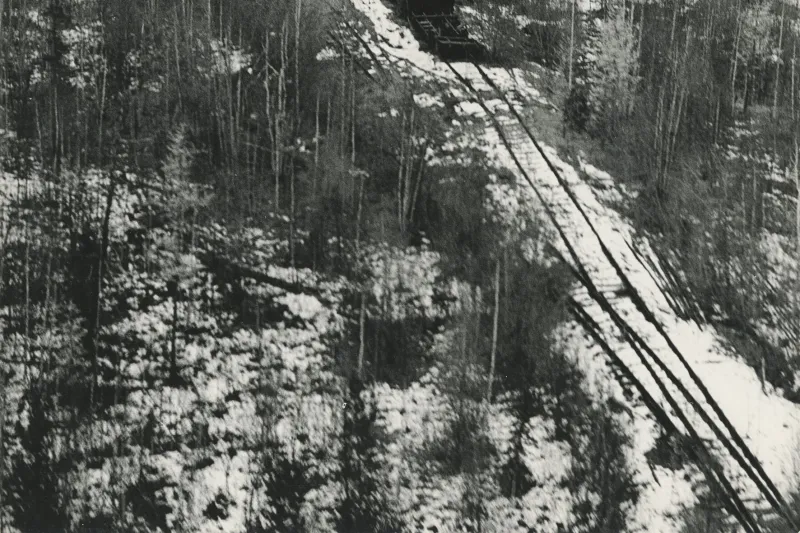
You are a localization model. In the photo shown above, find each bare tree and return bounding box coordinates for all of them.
[486,255,500,402]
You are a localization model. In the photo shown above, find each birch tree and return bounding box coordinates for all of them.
[774,2,787,119]
[587,7,640,138]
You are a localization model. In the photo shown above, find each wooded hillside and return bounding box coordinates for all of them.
[0,0,799,531]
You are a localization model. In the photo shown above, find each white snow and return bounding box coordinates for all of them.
[454,100,485,117]
[210,39,251,75]
[316,47,340,61]
[413,92,445,108]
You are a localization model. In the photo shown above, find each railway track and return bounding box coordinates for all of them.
[334,13,798,532]
[444,61,798,533]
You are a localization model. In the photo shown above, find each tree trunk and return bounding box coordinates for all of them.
[0,380,5,533]
[170,280,179,381]
[486,256,501,402]
[295,0,302,127]
[351,62,356,165]
[0,0,5,158]
[98,52,108,167]
[669,85,688,170]
[744,42,756,115]
[792,41,796,124]
[290,154,296,269]
[314,90,320,198]
[563,0,576,138]
[23,223,30,377]
[668,0,678,50]
[773,2,786,119]
[355,170,365,251]
[402,107,416,232]
[731,5,741,114]
[638,5,645,64]
[279,21,289,208]
[795,139,799,250]
[91,176,118,407]
[567,0,576,92]
[340,44,347,158]
[397,110,407,230]
[408,140,429,226]
[265,31,275,210]
[357,290,366,378]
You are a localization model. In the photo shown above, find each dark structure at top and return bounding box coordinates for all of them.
[400,0,483,59]
[405,0,456,14]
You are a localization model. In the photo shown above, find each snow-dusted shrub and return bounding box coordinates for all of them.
[566,399,639,532]
[364,243,447,322]
[565,82,592,132]
[336,378,405,532]
[422,164,504,284]
[421,308,497,477]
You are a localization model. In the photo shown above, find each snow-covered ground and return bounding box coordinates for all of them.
[348,0,800,530]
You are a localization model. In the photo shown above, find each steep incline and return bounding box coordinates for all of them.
[347,1,800,531]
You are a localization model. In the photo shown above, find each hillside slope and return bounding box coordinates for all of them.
[345,0,800,530]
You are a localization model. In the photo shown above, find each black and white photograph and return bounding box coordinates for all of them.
[0,0,799,531]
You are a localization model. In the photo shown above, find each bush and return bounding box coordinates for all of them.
[7,381,71,532]
[567,399,639,533]
[424,307,497,477]
[524,20,564,68]
[337,378,404,533]
[421,162,501,285]
[564,83,592,133]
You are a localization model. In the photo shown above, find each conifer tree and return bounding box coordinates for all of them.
[568,399,639,533]
[336,377,402,533]
[7,381,70,533]
[249,434,317,533]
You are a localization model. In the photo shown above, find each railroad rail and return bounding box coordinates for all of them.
[335,14,799,533]
[455,62,797,533]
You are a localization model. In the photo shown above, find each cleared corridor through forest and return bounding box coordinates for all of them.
[340,6,800,529]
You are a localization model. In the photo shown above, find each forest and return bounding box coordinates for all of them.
[0,0,798,531]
